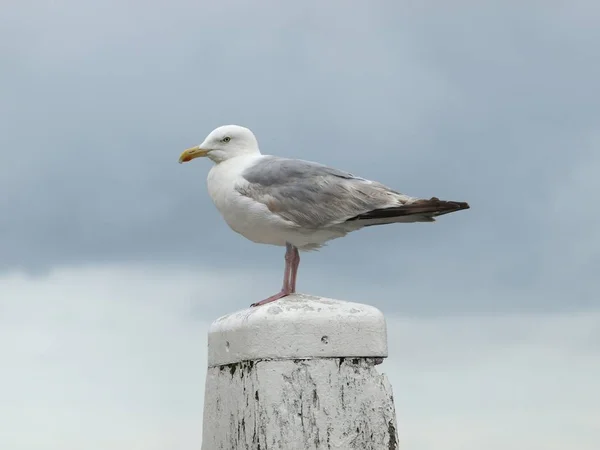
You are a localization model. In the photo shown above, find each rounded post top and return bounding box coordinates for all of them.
[207,294,388,367]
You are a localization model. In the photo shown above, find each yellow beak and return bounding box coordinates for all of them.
[179,146,209,163]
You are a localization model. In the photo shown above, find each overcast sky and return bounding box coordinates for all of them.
[1,1,599,449]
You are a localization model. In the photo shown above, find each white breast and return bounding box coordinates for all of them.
[206,156,297,247]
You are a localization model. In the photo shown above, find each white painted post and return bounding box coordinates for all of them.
[201,294,399,450]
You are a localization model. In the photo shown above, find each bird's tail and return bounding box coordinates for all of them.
[346,197,470,224]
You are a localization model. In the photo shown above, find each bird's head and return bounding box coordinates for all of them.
[179,125,260,164]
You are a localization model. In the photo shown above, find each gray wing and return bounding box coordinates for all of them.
[237,156,413,228]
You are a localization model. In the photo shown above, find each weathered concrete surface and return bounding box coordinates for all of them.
[201,358,398,450]
[208,294,387,367]
[201,295,398,450]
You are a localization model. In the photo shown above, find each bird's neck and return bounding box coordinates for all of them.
[209,148,261,164]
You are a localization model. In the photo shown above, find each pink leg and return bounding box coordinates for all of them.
[289,247,300,293]
[250,243,296,307]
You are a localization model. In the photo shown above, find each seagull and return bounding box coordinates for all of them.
[179,125,469,307]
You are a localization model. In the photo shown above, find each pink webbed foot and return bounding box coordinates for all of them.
[250,290,291,307]
[250,243,300,307]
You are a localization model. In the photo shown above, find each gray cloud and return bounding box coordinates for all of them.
[1,265,598,449]
[1,1,599,313]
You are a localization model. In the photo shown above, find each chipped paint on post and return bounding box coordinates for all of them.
[201,295,399,449]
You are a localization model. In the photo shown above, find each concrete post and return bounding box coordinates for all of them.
[201,294,398,450]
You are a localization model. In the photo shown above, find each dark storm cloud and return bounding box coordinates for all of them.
[1,0,599,312]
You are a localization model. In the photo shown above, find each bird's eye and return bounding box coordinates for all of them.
[222,137,231,143]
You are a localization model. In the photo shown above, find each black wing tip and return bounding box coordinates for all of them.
[450,200,470,211]
[346,197,470,222]
[426,197,469,210]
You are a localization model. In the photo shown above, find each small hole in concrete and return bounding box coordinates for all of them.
[225,341,230,352]
[321,335,329,344]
